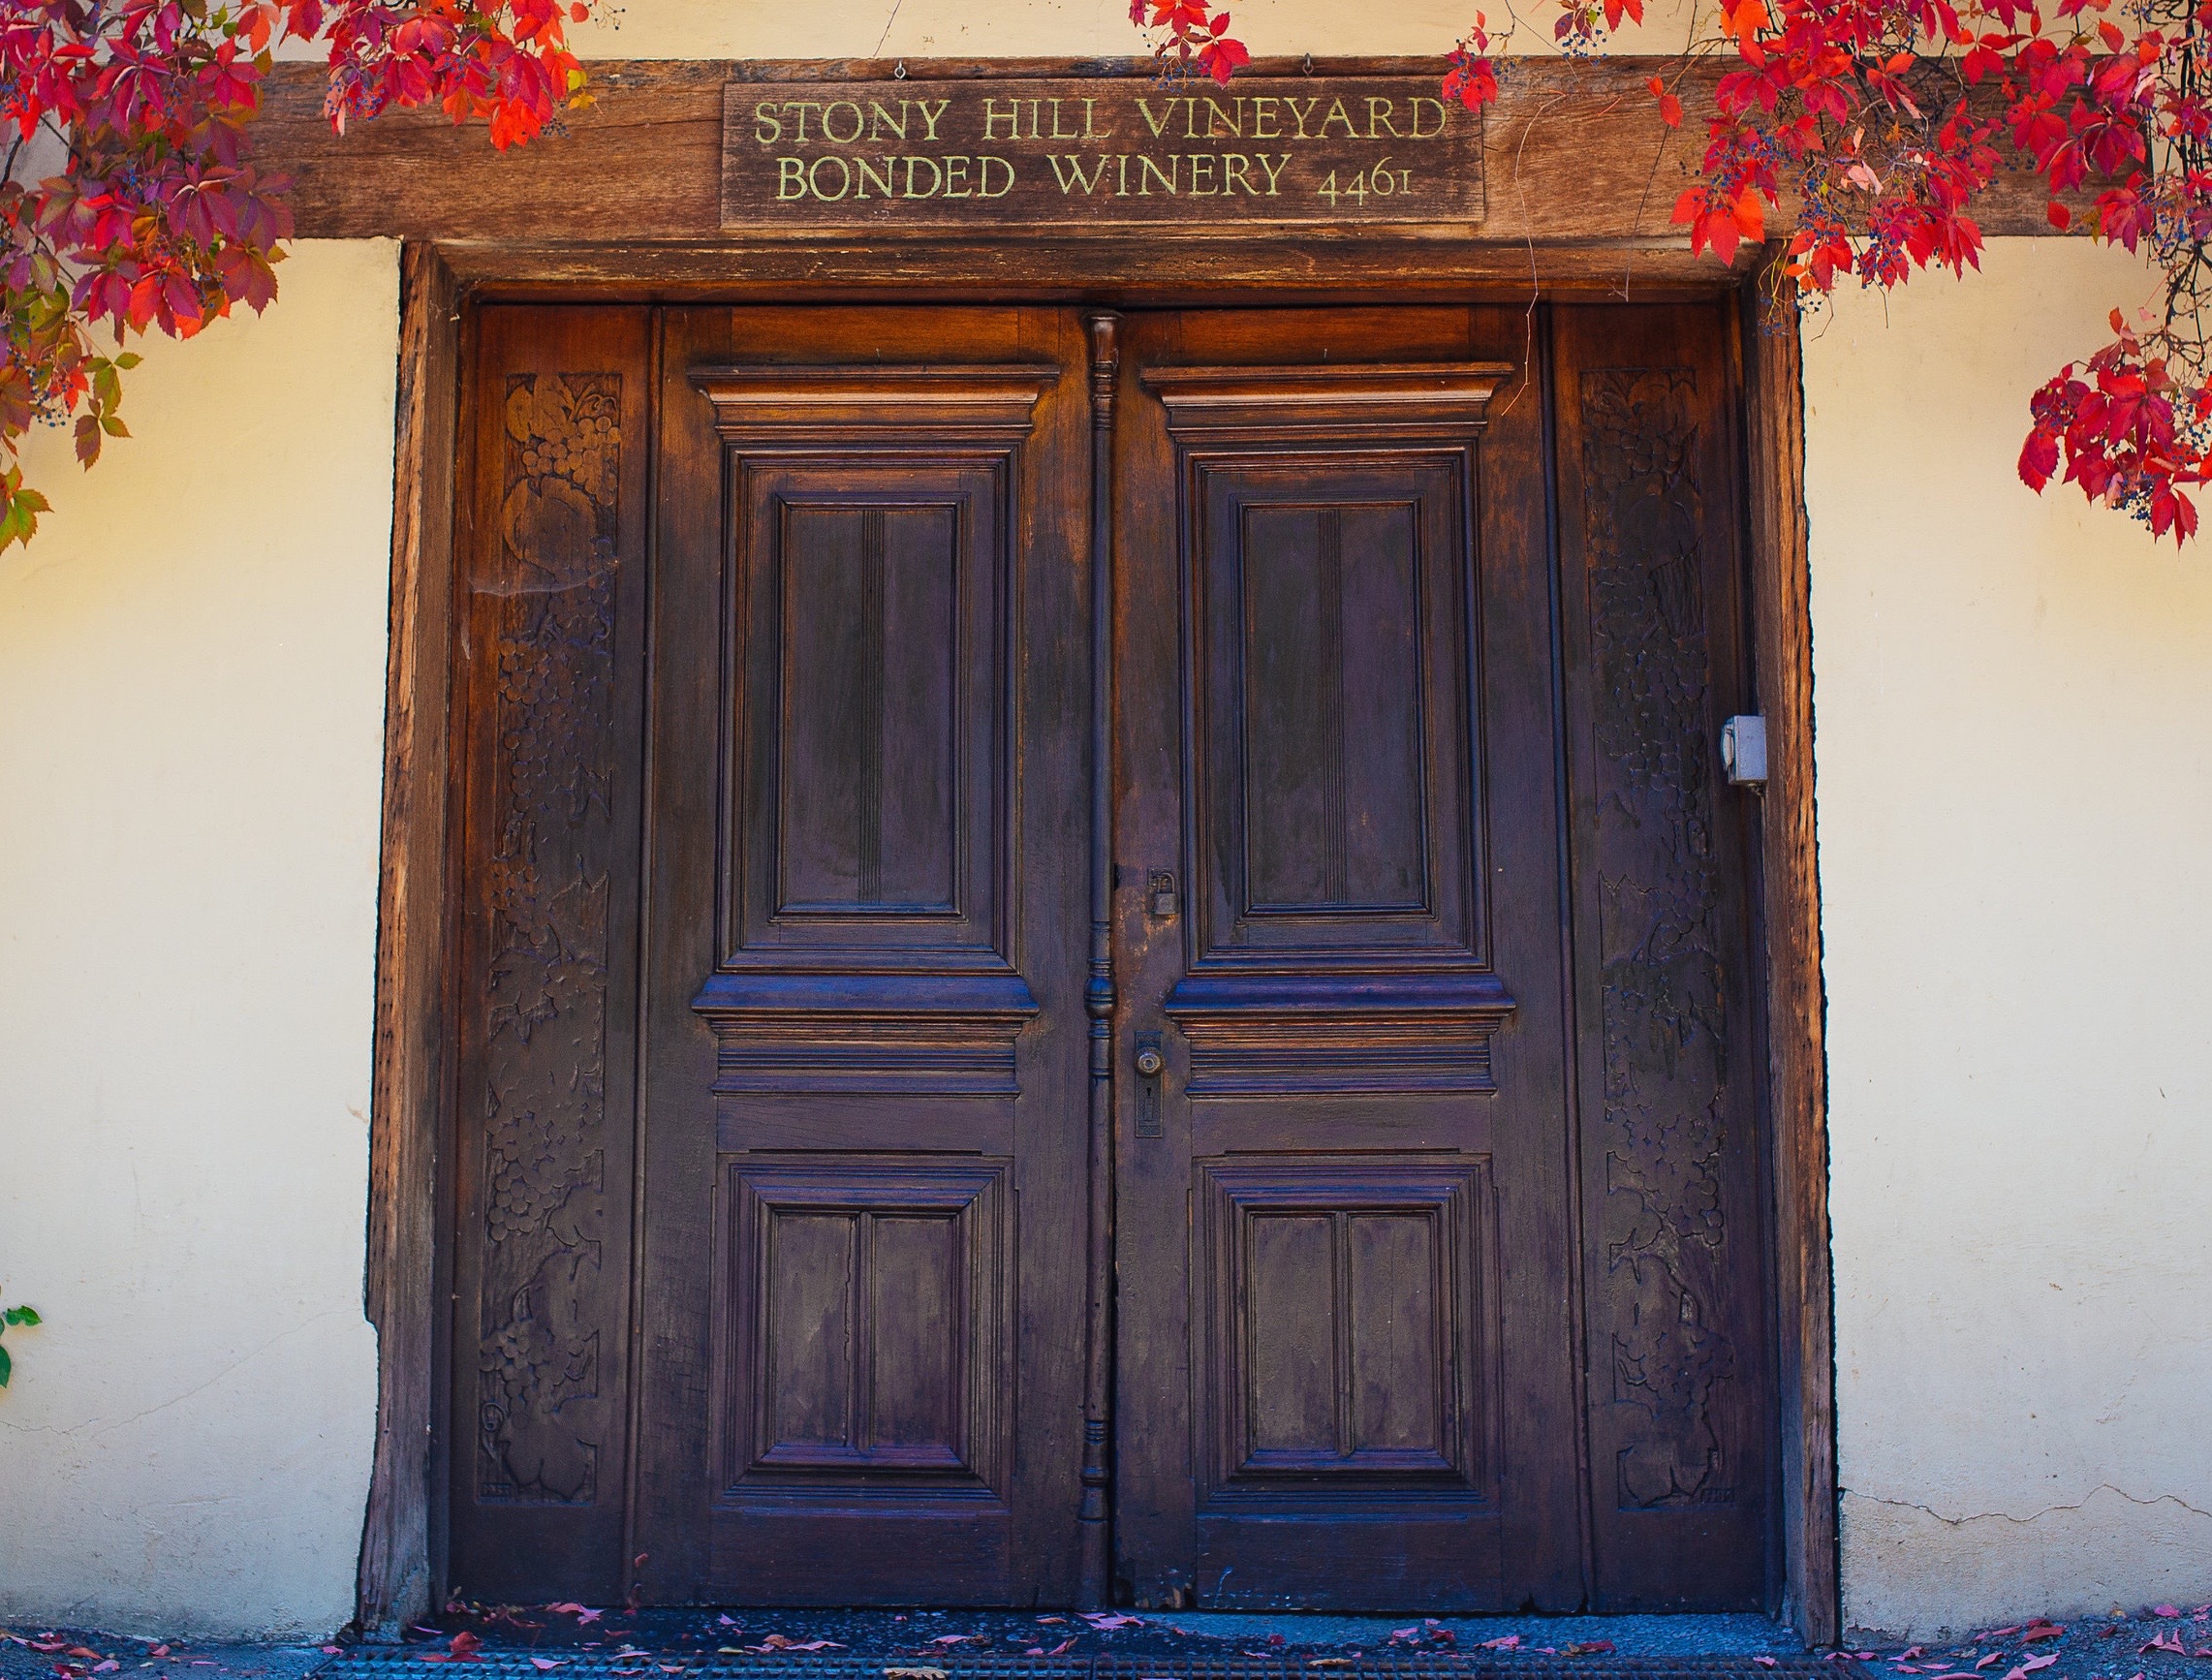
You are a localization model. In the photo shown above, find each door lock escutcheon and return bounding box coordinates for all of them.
[1135,1030,1166,1136]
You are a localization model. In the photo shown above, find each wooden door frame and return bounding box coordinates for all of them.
[357,241,1834,1642]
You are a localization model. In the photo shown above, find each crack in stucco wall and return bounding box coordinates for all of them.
[1848,1485,2212,1529]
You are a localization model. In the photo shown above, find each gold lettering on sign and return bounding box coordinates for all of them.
[721,76,1485,231]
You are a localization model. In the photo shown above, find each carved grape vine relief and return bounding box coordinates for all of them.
[1577,367,1737,1511]
[473,372,622,1505]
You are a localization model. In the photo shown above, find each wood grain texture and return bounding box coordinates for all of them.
[637,307,1094,1607]
[721,77,1484,231]
[436,238,1746,298]
[1111,309,1588,1612]
[444,307,655,1603]
[1549,304,1774,1611]
[1079,311,1119,1608]
[259,55,2059,256]
[1741,255,1839,1647]
[357,241,459,1639]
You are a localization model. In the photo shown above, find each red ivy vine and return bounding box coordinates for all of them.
[1165,0,2212,541]
[8,0,2208,544]
[0,0,591,545]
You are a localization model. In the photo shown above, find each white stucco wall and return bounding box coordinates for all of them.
[1803,241,2212,1635]
[0,239,399,1637]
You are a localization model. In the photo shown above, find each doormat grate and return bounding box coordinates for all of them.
[318,1655,1864,1680]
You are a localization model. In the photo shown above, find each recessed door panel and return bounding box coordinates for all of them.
[726,1158,1008,1489]
[1192,458,1478,961]
[1199,1157,1494,1494]
[1238,501,1427,914]
[774,502,962,915]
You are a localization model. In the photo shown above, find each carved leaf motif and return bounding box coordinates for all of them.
[1578,367,1737,1511]
[474,372,622,1506]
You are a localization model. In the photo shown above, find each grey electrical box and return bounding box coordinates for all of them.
[1721,715,1768,786]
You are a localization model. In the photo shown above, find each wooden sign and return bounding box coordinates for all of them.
[721,76,1484,233]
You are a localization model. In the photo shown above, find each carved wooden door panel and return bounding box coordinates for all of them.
[1550,305,1772,1610]
[449,307,654,1602]
[1108,308,1587,1611]
[628,307,1095,1606]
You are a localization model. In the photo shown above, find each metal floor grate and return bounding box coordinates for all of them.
[318,1653,1861,1680]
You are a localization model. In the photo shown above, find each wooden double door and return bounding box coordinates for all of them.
[446,302,1773,1613]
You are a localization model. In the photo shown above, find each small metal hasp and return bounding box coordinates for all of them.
[1721,714,1768,787]
[1147,870,1180,919]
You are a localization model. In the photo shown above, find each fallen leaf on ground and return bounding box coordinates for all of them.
[2022,1626,2066,1644]
[1044,1641,1075,1657]
[1480,1637,1521,1652]
[530,1662,564,1672]
[2145,1634,2188,1656]
[1977,1656,2004,1669]
[1998,1655,2057,1680]
[2159,1611,2184,1621]
[1036,1618,1067,1626]
[1755,1661,1780,1670]
[1562,1643,1616,1657]
[1082,1616,1142,1632]
[1903,1650,1927,1661]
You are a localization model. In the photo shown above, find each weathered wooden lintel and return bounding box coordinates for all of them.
[262,54,2058,291]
